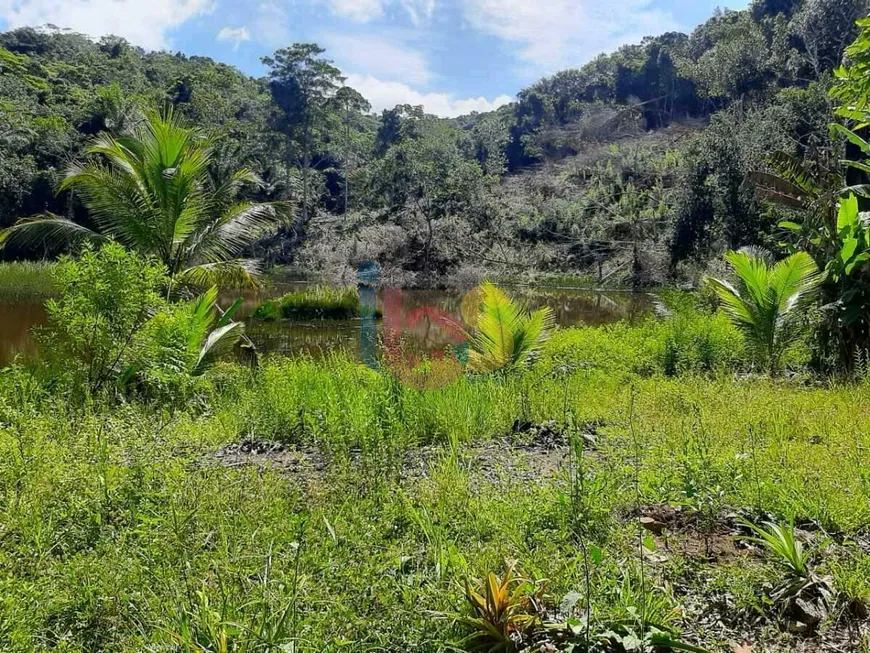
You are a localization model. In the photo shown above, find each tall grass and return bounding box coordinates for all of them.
[0,261,57,300]
[254,286,374,321]
[2,316,870,651]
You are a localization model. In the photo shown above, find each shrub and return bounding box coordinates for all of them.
[652,292,744,376]
[37,243,244,402]
[39,242,168,395]
[130,287,245,403]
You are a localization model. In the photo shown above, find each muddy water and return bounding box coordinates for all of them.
[0,284,654,366]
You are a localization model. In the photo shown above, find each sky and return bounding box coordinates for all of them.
[0,0,749,117]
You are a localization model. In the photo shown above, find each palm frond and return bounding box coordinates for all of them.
[767,151,822,196]
[706,248,821,373]
[466,283,555,373]
[191,317,244,376]
[17,109,281,287]
[0,214,102,250]
[178,259,264,290]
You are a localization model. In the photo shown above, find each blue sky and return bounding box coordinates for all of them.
[0,0,748,116]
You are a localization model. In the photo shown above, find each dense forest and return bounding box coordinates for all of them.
[0,0,868,286]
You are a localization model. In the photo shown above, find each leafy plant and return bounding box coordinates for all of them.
[39,241,168,395]
[460,283,555,373]
[132,286,244,393]
[705,248,822,374]
[456,564,545,653]
[0,109,286,289]
[740,520,811,579]
[254,285,371,321]
[739,520,833,627]
[551,571,708,653]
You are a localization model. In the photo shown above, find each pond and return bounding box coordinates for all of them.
[0,283,655,366]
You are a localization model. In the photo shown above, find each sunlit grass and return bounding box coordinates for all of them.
[0,261,57,300]
[0,319,867,651]
[254,285,379,320]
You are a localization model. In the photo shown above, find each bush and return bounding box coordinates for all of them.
[652,292,744,376]
[39,242,168,395]
[36,242,243,402]
[129,287,245,403]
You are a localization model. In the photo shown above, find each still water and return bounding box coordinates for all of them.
[0,284,654,366]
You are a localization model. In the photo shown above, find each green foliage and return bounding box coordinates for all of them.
[1,110,286,288]
[131,286,244,401]
[540,301,743,377]
[463,283,555,373]
[41,242,168,394]
[0,1,863,286]
[740,520,810,578]
[37,242,243,400]
[706,248,821,373]
[739,519,833,624]
[655,294,746,376]
[4,317,870,650]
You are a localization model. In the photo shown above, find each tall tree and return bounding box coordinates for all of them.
[262,44,344,228]
[330,86,370,214]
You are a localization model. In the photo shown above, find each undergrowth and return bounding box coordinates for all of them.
[0,313,867,651]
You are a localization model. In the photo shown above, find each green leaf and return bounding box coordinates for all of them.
[846,252,870,275]
[588,545,603,564]
[841,237,859,264]
[839,194,860,231]
[831,123,870,154]
[778,221,802,232]
[216,297,243,328]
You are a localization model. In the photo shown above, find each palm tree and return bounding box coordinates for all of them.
[461,283,555,373]
[0,109,286,288]
[705,247,822,374]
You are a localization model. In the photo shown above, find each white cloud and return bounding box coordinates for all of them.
[252,2,291,47]
[327,0,385,22]
[0,0,213,50]
[216,25,251,51]
[321,0,435,24]
[322,33,431,84]
[400,0,434,26]
[462,0,679,76]
[346,73,512,117]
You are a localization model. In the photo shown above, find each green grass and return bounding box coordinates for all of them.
[0,316,868,651]
[0,261,58,300]
[254,285,379,321]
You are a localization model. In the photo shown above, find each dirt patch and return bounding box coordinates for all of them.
[212,439,328,478]
[464,438,568,485]
[209,429,572,486]
[629,503,745,561]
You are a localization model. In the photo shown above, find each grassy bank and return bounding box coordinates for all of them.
[0,261,57,300]
[1,316,869,652]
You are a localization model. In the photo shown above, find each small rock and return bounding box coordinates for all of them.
[640,516,666,535]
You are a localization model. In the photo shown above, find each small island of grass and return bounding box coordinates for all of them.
[254,285,380,321]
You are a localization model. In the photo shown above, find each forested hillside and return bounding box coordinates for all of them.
[0,0,867,286]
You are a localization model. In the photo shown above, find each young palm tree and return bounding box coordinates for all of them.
[0,109,286,288]
[706,247,822,374]
[462,283,555,373]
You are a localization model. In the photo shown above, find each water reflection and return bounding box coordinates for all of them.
[0,284,654,366]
